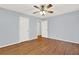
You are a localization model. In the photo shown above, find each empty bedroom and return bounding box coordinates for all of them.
[0,4,79,55]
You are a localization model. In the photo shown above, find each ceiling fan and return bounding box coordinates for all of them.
[33,4,54,16]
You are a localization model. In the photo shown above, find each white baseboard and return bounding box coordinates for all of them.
[0,41,20,48]
[49,37,79,44]
[0,39,34,48]
[0,37,79,48]
[0,36,36,48]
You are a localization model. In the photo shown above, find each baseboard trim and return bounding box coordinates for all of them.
[0,37,79,48]
[0,39,34,48]
[49,37,79,44]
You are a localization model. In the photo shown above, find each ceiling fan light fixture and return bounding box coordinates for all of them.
[33,4,53,16]
[40,11,46,16]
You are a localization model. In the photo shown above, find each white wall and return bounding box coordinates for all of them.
[48,11,79,43]
[0,8,19,47]
[0,8,39,48]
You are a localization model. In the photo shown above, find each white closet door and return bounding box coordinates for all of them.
[37,20,48,37]
[37,20,41,36]
[19,16,29,42]
[41,20,48,37]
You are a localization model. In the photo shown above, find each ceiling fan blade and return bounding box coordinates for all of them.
[41,5,44,8]
[33,11,40,14]
[33,5,40,9]
[47,11,54,13]
[40,5,45,11]
[47,4,53,9]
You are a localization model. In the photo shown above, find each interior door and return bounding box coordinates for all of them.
[41,20,48,37]
[19,16,29,42]
[37,20,48,37]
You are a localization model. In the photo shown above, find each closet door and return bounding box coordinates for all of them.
[37,20,48,37]
[19,16,29,42]
[41,20,48,37]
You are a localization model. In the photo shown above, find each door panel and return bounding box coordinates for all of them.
[19,16,29,42]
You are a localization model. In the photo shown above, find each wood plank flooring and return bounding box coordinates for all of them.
[0,38,79,55]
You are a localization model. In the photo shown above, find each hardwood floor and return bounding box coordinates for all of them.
[0,37,79,55]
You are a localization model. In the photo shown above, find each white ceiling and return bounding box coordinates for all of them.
[0,4,79,18]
